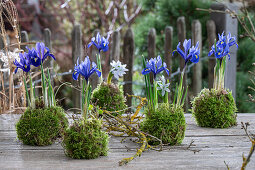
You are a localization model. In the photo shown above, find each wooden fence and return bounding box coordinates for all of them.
[0,12,238,113]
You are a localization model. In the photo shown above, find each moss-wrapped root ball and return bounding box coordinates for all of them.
[16,106,68,146]
[192,88,237,128]
[62,119,109,159]
[140,103,186,145]
[91,82,127,115]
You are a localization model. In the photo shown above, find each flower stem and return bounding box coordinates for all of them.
[23,76,30,107]
[97,53,103,82]
[107,72,113,84]
[153,80,158,110]
[29,73,35,109]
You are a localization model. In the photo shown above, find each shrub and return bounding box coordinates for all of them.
[191,88,237,128]
[16,106,68,146]
[91,82,127,115]
[140,103,186,145]
[62,118,109,159]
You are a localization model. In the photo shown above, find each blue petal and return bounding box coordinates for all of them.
[190,54,199,63]
[14,67,19,74]
[96,33,101,43]
[88,42,93,48]
[72,71,79,80]
[96,69,101,77]
[183,39,191,56]
[156,55,162,69]
[176,42,186,59]
[164,67,170,75]
[141,68,151,75]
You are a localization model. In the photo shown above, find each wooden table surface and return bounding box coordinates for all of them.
[0,113,255,170]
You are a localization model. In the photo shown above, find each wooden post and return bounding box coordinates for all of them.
[90,29,100,90]
[43,28,53,68]
[177,16,188,111]
[164,26,173,101]
[20,31,29,107]
[164,27,173,78]
[109,31,120,83]
[192,20,202,96]
[123,28,134,110]
[110,31,120,62]
[148,28,156,59]
[211,3,239,99]
[21,31,29,51]
[72,25,83,113]
[148,28,156,83]
[206,20,216,89]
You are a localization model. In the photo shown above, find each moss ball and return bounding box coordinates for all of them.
[16,106,68,146]
[91,82,127,115]
[62,118,109,159]
[140,103,186,145]
[191,88,237,128]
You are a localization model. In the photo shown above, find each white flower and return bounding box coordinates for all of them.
[61,0,71,8]
[110,60,128,80]
[0,49,20,68]
[157,75,170,96]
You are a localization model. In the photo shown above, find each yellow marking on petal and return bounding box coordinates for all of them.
[104,43,106,47]
[196,55,198,59]
[74,72,77,75]
[35,58,37,62]
[24,65,27,69]
[218,52,221,55]
[221,42,223,44]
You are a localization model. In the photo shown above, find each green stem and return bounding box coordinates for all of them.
[177,71,184,106]
[107,72,113,84]
[40,65,48,107]
[153,80,158,110]
[82,80,91,120]
[97,53,103,83]
[29,73,35,109]
[23,76,30,107]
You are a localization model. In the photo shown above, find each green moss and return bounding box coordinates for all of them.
[62,118,109,159]
[140,103,186,145]
[16,106,68,146]
[91,82,127,115]
[191,88,237,128]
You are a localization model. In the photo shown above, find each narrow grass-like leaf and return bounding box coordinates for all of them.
[23,76,30,107]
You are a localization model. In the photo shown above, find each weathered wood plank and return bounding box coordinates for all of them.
[0,114,255,169]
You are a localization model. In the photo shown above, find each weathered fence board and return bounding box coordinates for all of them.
[71,25,83,113]
[206,20,216,89]
[177,16,188,111]
[211,3,239,99]
[109,30,120,83]
[123,28,134,109]
[164,26,173,79]
[90,29,100,90]
[192,20,202,96]
[148,28,156,60]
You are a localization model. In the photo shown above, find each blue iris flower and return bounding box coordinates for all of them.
[141,55,169,79]
[72,56,101,82]
[14,52,31,73]
[172,39,200,66]
[208,32,238,60]
[27,42,56,67]
[88,33,109,53]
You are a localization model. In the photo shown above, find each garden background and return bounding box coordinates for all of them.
[1,0,255,113]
